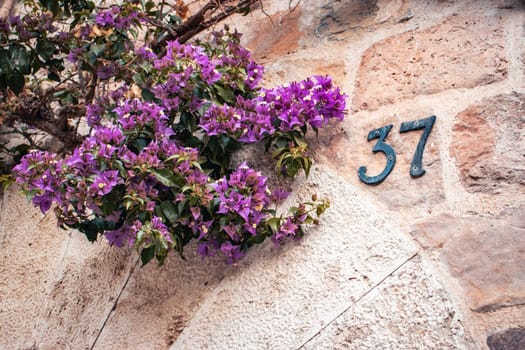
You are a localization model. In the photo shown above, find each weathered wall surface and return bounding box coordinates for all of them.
[0,1,524,349]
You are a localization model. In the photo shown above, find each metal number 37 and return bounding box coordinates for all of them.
[358,115,436,185]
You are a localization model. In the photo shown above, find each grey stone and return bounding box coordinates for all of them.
[487,328,525,350]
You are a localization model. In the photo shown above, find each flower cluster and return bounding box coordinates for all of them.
[95,6,140,30]
[259,75,346,131]
[14,151,63,214]
[11,3,344,266]
[0,12,58,41]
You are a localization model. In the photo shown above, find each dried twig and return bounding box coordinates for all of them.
[153,0,258,47]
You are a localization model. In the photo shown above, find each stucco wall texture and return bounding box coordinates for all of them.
[1,1,524,349]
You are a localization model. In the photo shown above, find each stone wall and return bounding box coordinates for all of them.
[0,1,523,349]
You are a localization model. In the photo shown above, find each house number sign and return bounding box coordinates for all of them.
[358,115,436,185]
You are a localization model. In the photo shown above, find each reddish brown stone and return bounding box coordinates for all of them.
[411,212,525,312]
[243,7,303,60]
[450,93,525,194]
[353,15,508,111]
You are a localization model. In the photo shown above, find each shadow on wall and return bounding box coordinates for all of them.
[0,185,231,349]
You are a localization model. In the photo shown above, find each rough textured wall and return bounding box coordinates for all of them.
[0,1,524,349]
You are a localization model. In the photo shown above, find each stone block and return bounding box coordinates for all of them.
[319,112,444,211]
[0,186,133,349]
[410,212,525,312]
[353,14,508,111]
[450,93,525,194]
[302,256,473,349]
[305,0,409,41]
[242,7,303,60]
[487,328,525,350]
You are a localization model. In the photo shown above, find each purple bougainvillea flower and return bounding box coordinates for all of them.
[136,46,157,60]
[221,222,241,241]
[220,241,245,264]
[197,240,218,259]
[105,224,133,248]
[90,170,120,197]
[66,47,83,64]
[151,216,172,243]
[32,170,55,192]
[188,218,213,240]
[32,193,52,214]
[12,24,344,266]
[190,207,201,220]
[96,62,119,80]
[271,187,290,204]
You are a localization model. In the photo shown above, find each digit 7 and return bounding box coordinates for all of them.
[399,115,436,178]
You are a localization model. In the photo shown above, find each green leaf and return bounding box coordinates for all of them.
[285,160,300,178]
[48,58,65,72]
[266,217,280,233]
[213,84,236,104]
[246,232,266,246]
[160,200,178,224]
[180,111,197,133]
[271,147,287,158]
[133,72,145,85]
[292,134,308,148]
[154,237,170,266]
[142,88,155,101]
[0,49,12,81]
[31,54,43,74]
[177,200,186,215]
[129,137,149,153]
[151,168,178,187]
[36,40,56,61]
[145,1,155,12]
[8,70,25,95]
[140,245,155,266]
[238,6,251,16]
[48,70,60,82]
[79,218,104,242]
[100,185,124,216]
[10,45,31,75]
[171,230,186,259]
[299,156,312,177]
[89,43,106,57]
[0,174,14,192]
[114,160,127,178]
[39,0,60,15]
[0,74,7,90]
[11,143,30,163]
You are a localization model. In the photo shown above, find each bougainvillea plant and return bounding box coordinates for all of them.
[4,1,346,265]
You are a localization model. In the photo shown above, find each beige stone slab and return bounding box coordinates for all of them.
[301,255,475,350]
[352,13,509,112]
[92,245,230,349]
[0,187,135,349]
[171,169,418,350]
[411,212,525,312]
